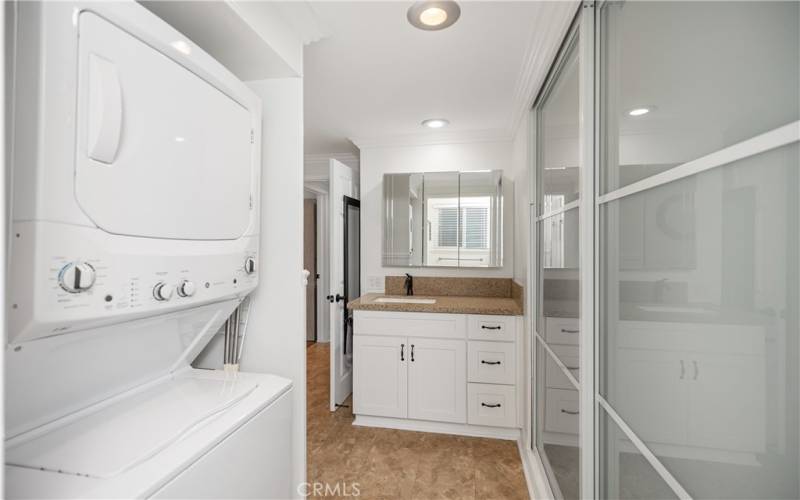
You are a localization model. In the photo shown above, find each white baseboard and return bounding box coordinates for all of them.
[353,415,520,440]
[517,439,555,500]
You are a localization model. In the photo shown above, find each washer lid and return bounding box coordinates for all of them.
[75,12,255,240]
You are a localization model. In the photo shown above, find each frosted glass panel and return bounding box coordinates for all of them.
[599,143,799,498]
[535,339,580,500]
[538,37,580,214]
[599,1,800,194]
[599,408,678,500]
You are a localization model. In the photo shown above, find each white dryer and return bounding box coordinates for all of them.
[5,1,290,498]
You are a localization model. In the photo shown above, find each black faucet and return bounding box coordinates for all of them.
[404,273,414,296]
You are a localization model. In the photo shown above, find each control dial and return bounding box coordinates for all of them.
[177,280,196,298]
[58,262,96,293]
[244,256,256,274]
[153,282,174,301]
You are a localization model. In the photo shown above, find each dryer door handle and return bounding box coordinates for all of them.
[87,54,123,164]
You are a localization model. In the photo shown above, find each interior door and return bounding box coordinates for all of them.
[329,159,358,411]
[304,199,317,342]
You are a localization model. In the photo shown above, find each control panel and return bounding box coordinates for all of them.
[8,222,260,344]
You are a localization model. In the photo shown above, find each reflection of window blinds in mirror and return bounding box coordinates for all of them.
[463,207,489,249]
[437,207,458,247]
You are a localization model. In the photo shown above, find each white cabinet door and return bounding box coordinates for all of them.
[615,348,688,446]
[408,338,467,423]
[687,353,765,452]
[353,335,407,418]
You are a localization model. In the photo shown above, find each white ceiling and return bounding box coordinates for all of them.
[303,1,574,155]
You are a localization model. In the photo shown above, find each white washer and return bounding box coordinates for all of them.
[5,1,289,498]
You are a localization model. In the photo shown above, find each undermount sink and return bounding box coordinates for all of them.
[374,297,437,304]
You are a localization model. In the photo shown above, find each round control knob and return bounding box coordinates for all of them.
[58,261,96,293]
[177,280,196,298]
[153,282,174,301]
[244,256,256,275]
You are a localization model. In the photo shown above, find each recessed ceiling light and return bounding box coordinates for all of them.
[170,40,192,55]
[408,1,461,31]
[422,118,449,129]
[628,106,654,117]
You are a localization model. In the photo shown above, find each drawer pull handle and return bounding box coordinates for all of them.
[561,328,579,333]
[565,366,579,370]
[481,325,502,330]
[400,344,405,361]
[561,409,579,415]
[481,403,502,408]
[481,360,502,365]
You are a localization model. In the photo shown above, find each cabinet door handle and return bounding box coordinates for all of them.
[400,344,405,361]
[680,360,685,379]
[481,403,502,408]
[561,328,579,333]
[561,409,579,415]
[481,325,502,330]
[411,344,415,362]
[693,360,699,380]
[481,360,501,365]
[565,366,579,370]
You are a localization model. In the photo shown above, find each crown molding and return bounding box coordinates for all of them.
[349,128,512,150]
[303,152,360,181]
[506,1,580,136]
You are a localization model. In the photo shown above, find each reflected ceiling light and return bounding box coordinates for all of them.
[628,106,654,117]
[422,118,449,129]
[408,1,461,31]
[170,40,192,55]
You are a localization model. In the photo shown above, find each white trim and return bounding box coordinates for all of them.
[304,152,359,182]
[353,415,520,441]
[598,120,800,205]
[578,3,597,499]
[518,439,556,500]
[507,1,582,136]
[349,129,511,150]
[597,397,693,500]
[535,334,579,390]
[535,199,579,221]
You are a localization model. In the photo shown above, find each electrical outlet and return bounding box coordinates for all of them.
[367,275,383,291]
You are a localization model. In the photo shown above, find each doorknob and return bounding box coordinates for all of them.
[327,294,345,303]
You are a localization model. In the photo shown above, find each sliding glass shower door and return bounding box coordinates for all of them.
[596,1,799,498]
[531,1,800,498]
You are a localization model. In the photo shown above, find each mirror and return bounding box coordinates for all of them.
[382,171,503,268]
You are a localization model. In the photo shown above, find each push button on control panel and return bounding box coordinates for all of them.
[153,282,174,301]
[177,280,196,298]
[58,262,96,293]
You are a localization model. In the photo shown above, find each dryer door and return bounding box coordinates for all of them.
[75,12,254,240]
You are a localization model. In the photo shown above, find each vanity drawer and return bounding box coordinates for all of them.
[544,388,579,435]
[546,345,579,390]
[354,311,466,339]
[467,383,516,428]
[468,341,515,385]
[545,317,580,345]
[467,315,516,342]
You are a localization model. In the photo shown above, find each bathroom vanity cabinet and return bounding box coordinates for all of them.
[353,311,521,439]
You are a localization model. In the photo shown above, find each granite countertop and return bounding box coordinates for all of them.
[348,293,523,316]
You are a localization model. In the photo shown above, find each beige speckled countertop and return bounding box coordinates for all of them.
[348,292,523,316]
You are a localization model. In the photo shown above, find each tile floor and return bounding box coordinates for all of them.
[306,342,530,499]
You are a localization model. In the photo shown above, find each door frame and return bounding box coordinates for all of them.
[304,181,330,344]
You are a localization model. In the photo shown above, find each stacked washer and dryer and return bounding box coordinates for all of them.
[5,1,292,498]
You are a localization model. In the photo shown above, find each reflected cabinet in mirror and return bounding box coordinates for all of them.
[382,171,503,268]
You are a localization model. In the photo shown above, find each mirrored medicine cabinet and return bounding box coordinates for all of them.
[382,170,503,268]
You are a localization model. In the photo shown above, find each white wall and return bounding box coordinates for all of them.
[359,140,514,292]
[241,78,305,497]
